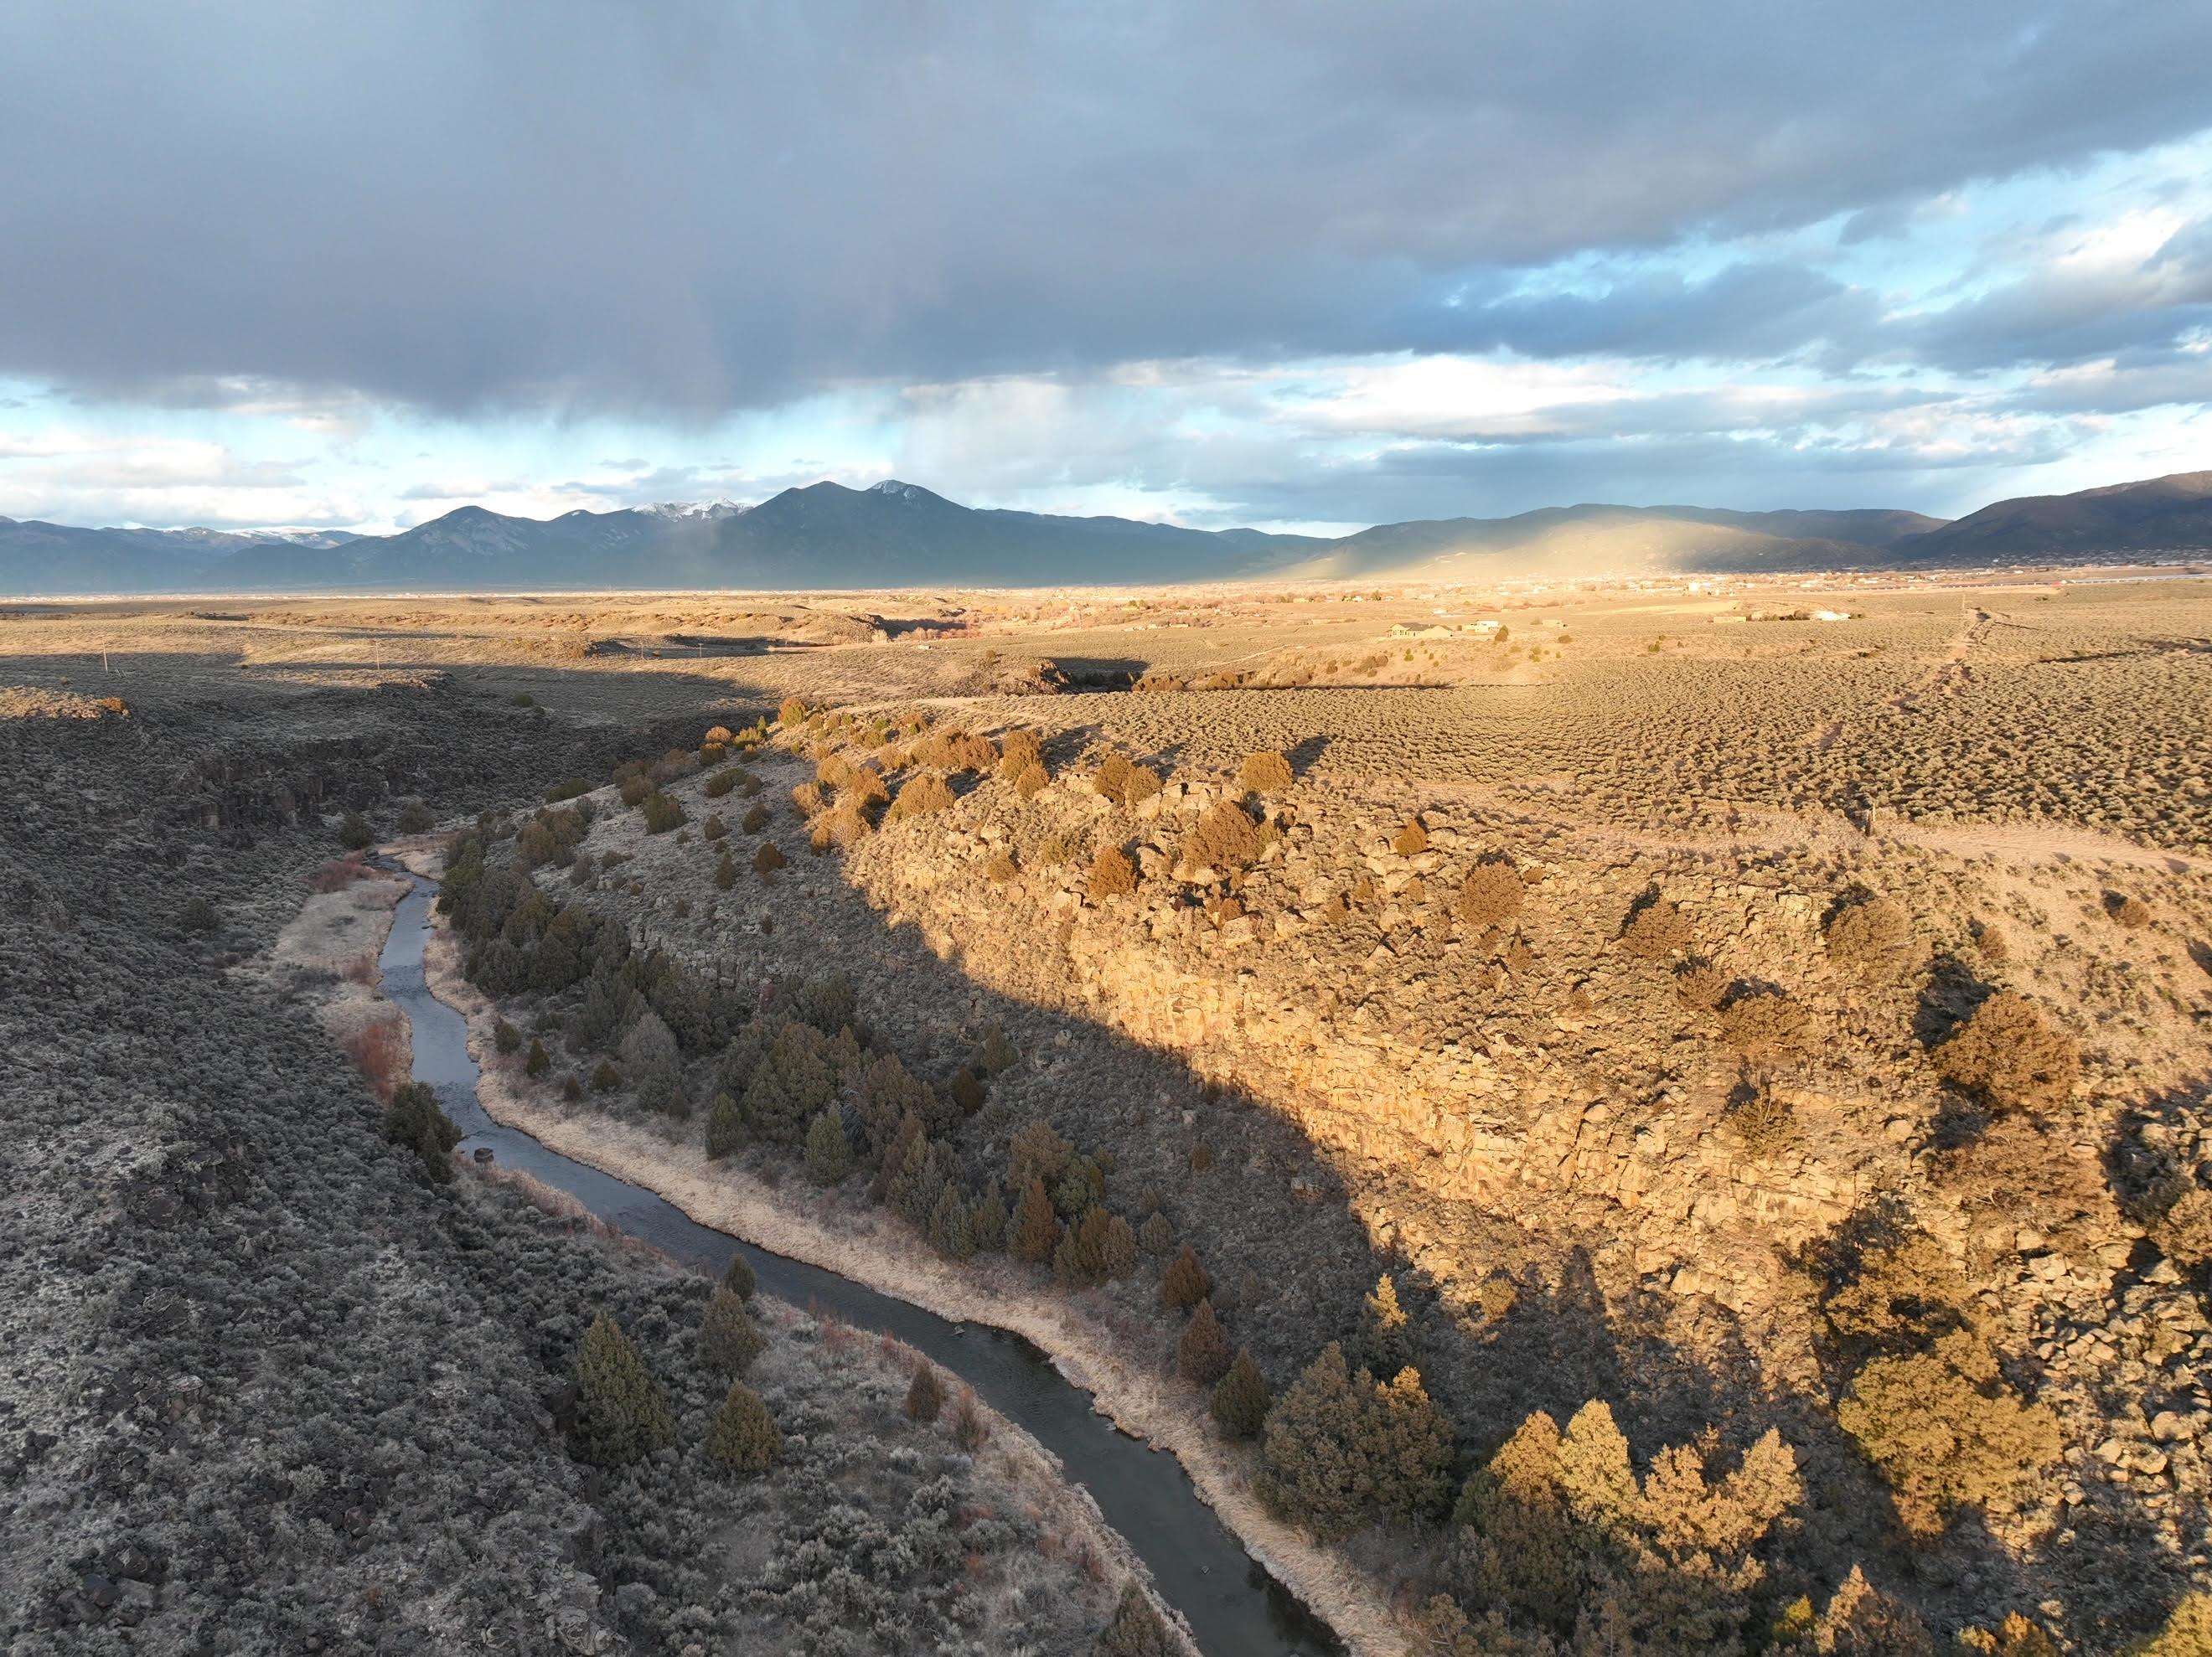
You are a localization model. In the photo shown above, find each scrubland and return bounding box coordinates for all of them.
[5,567,2209,1652]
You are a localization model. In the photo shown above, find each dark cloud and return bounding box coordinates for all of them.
[3,0,2209,415]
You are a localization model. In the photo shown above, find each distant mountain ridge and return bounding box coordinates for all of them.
[3,470,2207,596]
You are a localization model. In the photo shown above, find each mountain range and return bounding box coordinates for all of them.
[4,471,2209,596]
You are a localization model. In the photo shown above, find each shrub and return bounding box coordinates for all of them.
[591,1060,622,1092]
[705,1380,781,1475]
[1000,728,1045,772]
[714,853,736,890]
[888,772,957,821]
[1455,859,1522,930]
[1933,991,2077,1112]
[753,841,787,880]
[1825,894,1915,973]
[741,802,770,833]
[1837,1331,2062,1535]
[544,776,591,803]
[1012,761,1051,799]
[1160,1243,1212,1311]
[1717,988,1813,1060]
[178,895,219,932]
[701,813,728,841]
[1391,816,1429,855]
[1722,1085,1796,1159]
[2106,891,2154,929]
[640,792,685,834]
[1177,1298,1234,1386]
[1211,1349,1271,1438]
[778,697,809,727]
[1088,846,1138,901]
[904,1361,945,1423]
[619,773,653,808]
[1238,750,1295,795]
[2137,1594,2212,1656]
[1096,1582,1176,1656]
[1180,801,1263,871]
[703,767,737,798]
[494,1018,522,1055]
[1619,894,1693,960]
[1673,958,1728,1012]
[525,1037,550,1077]
[337,811,373,850]
[1093,752,1135,803]
[699,1287,767,1376]
[396,800,435,834]
[574,1313,674,1468]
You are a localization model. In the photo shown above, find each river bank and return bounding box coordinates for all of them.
[389,840,1403,1656]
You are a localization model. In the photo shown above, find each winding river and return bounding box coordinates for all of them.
[376,870,1344,1656]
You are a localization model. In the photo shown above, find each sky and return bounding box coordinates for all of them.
[2,1,2209,537]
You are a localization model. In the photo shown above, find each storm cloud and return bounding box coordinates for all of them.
[1,0,2209,529]
[3,0,2210,416]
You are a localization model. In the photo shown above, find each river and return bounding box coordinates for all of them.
[375,869,1345,1656]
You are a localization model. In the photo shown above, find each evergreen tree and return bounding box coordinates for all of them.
[889,1132,949,1227]
[1101,1211,1139,1278]
[950,1389,990,1451]
[1095,1582,1176,1656]
[869,1110,927,1205]
[705,1090,745,1158]
[928,1183,976,1260]
[1357,1272,1414,1376]
[1054,1205,1116,1288]
[720,1250,756,1301]
[380,1081,461,1184]
[1178,1298,1234,1386]
[969,1181,1010,1252]
[1010,1175,1062,1263]
[699,1287,767,1377]
[525,1036,550,1077]
[574,1312,674,1468]
[714,853,736,890]
[804,1107,854,1184]
[705,1380,781,1474]
[1160,1242,1211,1310]
[1257,1344,1453,1537]
[904,1360,945,1423]
[1211,1348,1271,1439]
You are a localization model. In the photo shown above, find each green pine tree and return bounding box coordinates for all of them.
[574,1312,674,1468]
[1160,1242,1211,1310]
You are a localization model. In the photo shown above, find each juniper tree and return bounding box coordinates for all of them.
[1011,1176,1062,1264]
[699,1288,767,1377]
[804,1107,853,1184]
[574,1313,674,1468]
[928,1184,976,1260]
[904,1361,945,1424]
[1095,1582,1176,1656]
[1177,1298,1233,1386]
[1211,1349,1271,1439]
[1160,1243,1211,1311]
[705,1380,781,1475]
[719,1250,757,1301]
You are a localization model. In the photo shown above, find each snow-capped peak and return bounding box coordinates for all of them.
[639,498,745,522]
[869,480,931,501]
